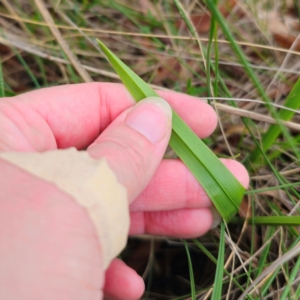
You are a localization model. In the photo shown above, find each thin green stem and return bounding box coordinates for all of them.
[183,240,196,300]
[211,221,225,299]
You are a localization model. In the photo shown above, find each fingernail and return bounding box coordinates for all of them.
[125,97,172,144]
[210,206,221,229]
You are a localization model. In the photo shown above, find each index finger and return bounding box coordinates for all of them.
[2,83,217,151]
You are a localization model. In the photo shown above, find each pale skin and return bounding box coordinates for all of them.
[0,83,249,299]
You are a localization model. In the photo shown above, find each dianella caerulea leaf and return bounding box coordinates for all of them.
[98,39,245,222]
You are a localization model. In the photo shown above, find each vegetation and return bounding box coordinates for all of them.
[1,0,300,299]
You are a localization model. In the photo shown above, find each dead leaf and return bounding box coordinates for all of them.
[176,0,238,34]
[151,57,192,84]
[267,10,300,51]
[273,32,300,52]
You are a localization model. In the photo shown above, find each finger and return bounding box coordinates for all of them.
[158,89,217,138]
[103,259,144,300]
[87,97,172,202]
[129,208,213,238]
[0,83,217,151]
[130,158,250,211]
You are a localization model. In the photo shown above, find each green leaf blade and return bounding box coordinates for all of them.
[170,114,244,221]
[98,40,157,101]
[183,240,196,300]
[172,112,244,206]
[249,77,300,162]
[230,216,300,226]
[97,39,246,222]
[211,221,225,299]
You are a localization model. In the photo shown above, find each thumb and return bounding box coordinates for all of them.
[87,97,172,203]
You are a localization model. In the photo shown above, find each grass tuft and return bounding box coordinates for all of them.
[1,0,300,298]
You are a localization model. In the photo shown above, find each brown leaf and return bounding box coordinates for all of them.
[219,0,238,18]
[0,43,11,55]
[239,197,251,219]
[175,0,237,34]
[267,11,300,51]
[273,32,300,52]
[191,12,212,33]
[238,197,257,250]
[151,57,191,84]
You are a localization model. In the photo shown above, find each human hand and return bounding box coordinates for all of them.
[0,83,249,299]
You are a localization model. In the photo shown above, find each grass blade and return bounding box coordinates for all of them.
[205,0,300,162]
[98,39,245,222]
[98,40,156,100]
[14,48,40,88]
[211,221,225,299]
[230,216,300,226]
[193,239,249,296]
[255,226,275,277]
[245,182,300,194]
[280,254,300,300]
[261,235,300,297]
[249,77,300,162]
[183,240,196,300]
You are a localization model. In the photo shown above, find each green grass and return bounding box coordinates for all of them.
[2,0,300,299]
[249,77,300,162]
[211,221,225,299]
[183,240,196,300]
[98,38,245,222]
